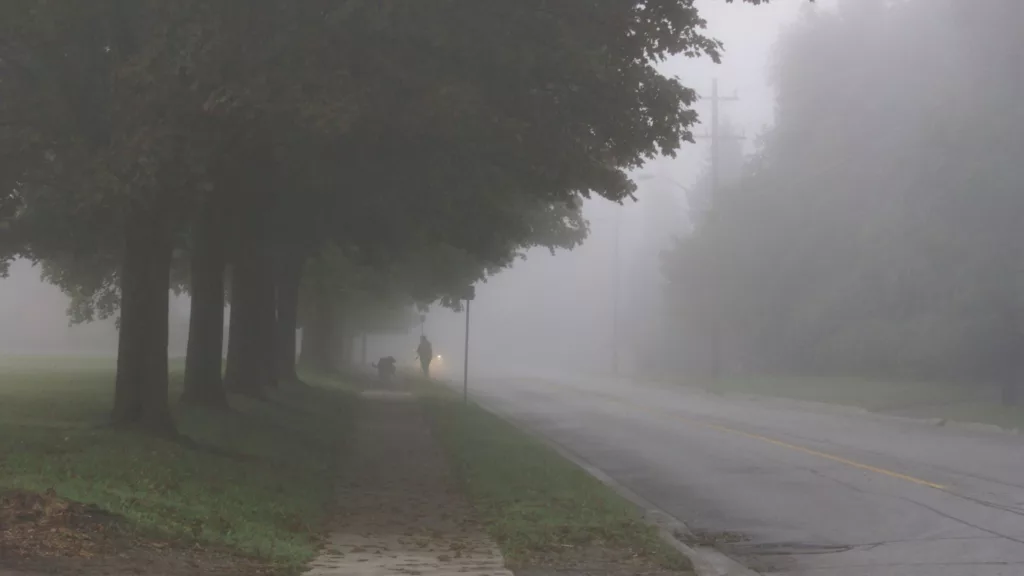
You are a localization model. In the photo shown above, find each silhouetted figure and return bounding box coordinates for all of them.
[372,356,397,383]
[416,336,433,378]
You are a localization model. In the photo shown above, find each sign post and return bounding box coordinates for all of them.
[462,285,476,404]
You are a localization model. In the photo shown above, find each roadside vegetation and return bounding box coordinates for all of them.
[648,1,1024,415]
[694,376,1024,431]
[424,390,693,575]
[0,358,352,574]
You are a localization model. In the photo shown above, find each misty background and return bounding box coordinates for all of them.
[5,0,1023,407]
[367,0,807,379]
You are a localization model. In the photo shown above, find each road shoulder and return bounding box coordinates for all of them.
[421,385,698,576]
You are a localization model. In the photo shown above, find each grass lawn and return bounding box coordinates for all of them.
[697,376,976,411]
[895,401,1024,431]
[0,356,353,573]
[423,389,692,573]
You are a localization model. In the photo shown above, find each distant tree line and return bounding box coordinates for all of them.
[0,1,774,435]
[661,0,1024,401]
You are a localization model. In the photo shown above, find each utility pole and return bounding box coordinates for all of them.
[463,299,471,403]
[696,79,742,381]
[697,79,742,197]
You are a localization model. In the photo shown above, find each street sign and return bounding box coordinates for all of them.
[462,285,475,403]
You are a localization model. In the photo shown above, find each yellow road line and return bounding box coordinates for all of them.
[699,422,947,490]
[567,384,948,491]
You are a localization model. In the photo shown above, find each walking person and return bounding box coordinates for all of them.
[416,335,433,378]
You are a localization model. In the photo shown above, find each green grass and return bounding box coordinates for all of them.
[0,357,353,572]
[423,390,691,571]
[697,376,974,411]
[896,402,1024,431]
[695,376,1024,430]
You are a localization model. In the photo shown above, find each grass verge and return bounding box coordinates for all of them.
[422,388,692,573]
[0,357,352,573]
[698,376,975,411]
[696,376,1024,430]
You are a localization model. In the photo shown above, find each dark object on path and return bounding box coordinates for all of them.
[417,336,433,378]
[372,356,397,383]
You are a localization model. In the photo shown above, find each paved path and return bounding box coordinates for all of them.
[303,390,513,576]
[467,376,1024,576]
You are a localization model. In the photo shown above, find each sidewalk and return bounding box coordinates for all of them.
[304,390,513,576]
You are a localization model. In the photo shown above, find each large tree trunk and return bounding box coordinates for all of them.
[182,192,229,409]
[112,203,175,436]
[276,255,304,383]
[224,245,277,395]
[299,285,335,374]
[222,135,278,396]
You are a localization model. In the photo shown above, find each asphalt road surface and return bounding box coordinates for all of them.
[467,376,1024,575]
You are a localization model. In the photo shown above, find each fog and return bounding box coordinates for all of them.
[0,260,191,357]
[0,0,814,374]
[368,0,808,381]
[5,0,1023,406]
[376,0,1024,402]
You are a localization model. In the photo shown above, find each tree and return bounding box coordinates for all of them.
[0,0,363,426]
[2,0,786,432]
[659,0,1024,399]
[657,118,746,379]
[0,1,205,435]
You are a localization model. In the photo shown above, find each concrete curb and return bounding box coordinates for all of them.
[470,394,761,576]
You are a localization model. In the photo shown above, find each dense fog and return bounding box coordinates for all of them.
[367,0,806,381]
[6,0,1024,407]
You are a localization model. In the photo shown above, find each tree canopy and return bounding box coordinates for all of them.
[659,0,1024,400]
[0,0,780,434]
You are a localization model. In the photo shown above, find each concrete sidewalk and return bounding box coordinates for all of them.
[303,390,513,576]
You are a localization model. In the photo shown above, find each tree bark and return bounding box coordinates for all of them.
[112,203,175,436]
[276,255,304,383]
[222,135,278,396]
[182,192,229,409]
[224,244,277,395]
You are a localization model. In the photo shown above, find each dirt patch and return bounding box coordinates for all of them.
[682,529,748,548]
[0,490,273,576]
[2,546,275,576]
[514,544,690,576]
[1,490,119,561]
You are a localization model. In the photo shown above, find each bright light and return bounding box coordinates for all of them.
[436,355,442,360]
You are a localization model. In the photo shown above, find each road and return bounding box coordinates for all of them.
[468,376,1024,575]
